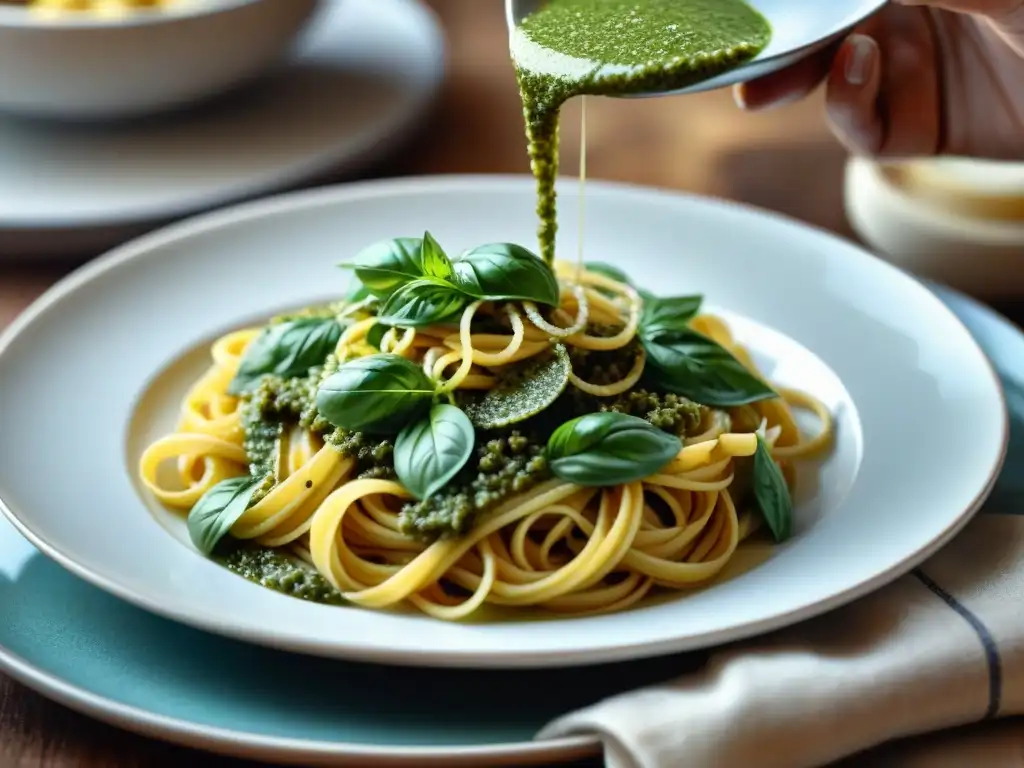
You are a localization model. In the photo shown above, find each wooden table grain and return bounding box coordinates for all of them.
[0,1,948,766]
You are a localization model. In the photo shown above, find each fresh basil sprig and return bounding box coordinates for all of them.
[341,237,560,330]
[228,317,343,395]
[188,476,260,555]
[628,282,774,407]
[641,326,777,407]
[345,236,429,300]
[375,279,468,327]
[752,436,793,542]
[394,403,475,500]
[641,294,703,336]
[546,412,682,486]
[637,288,774,408]
[420,231,455,280]
[453,243,560,305]
[316,353,435,434]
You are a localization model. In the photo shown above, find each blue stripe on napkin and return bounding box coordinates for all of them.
[913,568,1002,719]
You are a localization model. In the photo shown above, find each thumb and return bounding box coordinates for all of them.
[823,34,886,156]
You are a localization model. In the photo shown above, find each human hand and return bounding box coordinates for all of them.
[734,0,1024,160]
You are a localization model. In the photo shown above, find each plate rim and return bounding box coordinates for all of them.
[0,644,599,766]
[0,279,1010,767]
[0,173,1009,668]
[0,0,447,232]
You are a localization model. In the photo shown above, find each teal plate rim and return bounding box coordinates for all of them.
[1,281,1021,767]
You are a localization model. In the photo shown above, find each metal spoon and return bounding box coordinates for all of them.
[504,0,886,98]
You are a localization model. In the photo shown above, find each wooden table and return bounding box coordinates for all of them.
[0,1,995,766]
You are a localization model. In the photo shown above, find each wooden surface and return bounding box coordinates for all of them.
[0,1,983,766]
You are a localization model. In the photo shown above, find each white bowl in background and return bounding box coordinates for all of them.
[845,156,1024,298]
[0,0,323,121]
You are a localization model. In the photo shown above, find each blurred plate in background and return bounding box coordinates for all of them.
[0,0,445,261]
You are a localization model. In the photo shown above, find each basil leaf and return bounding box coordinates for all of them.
[546,412,682,486]
[376,279,469,328]
[346,237,426,299]
[752,436,792,542]
[187,476,260,556]
[394,403,475,500]
[641,295,703,336]
[228,317,342,395]
[420,231,454,280]
[462,343,570,429]
[453,243,560,305]
[642,327,777,407]
[366,322,391,350]
[343,276,371,303]
[316,353,435,433]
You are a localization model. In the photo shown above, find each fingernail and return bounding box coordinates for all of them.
[732,84,747,110]
[845,34,876,86]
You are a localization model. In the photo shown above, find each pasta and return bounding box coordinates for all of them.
[139,254,833,621]
[136,0,830,622]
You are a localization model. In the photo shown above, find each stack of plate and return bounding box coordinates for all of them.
[0,177,1012,766]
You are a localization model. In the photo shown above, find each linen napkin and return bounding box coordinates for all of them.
[538,513,1024,767]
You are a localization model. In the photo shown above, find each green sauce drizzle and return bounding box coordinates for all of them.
[511,0,771,262]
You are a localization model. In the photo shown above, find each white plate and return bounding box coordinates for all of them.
[0,0,444,259]
[0,280,1018,767]
[0,176,1007,669]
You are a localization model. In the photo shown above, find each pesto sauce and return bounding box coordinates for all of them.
[214,542,345,606]
[511,0,771,262]
[398,430,550,538]
[461,343,571,429]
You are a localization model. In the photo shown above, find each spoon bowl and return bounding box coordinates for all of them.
[506,0,886,97]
